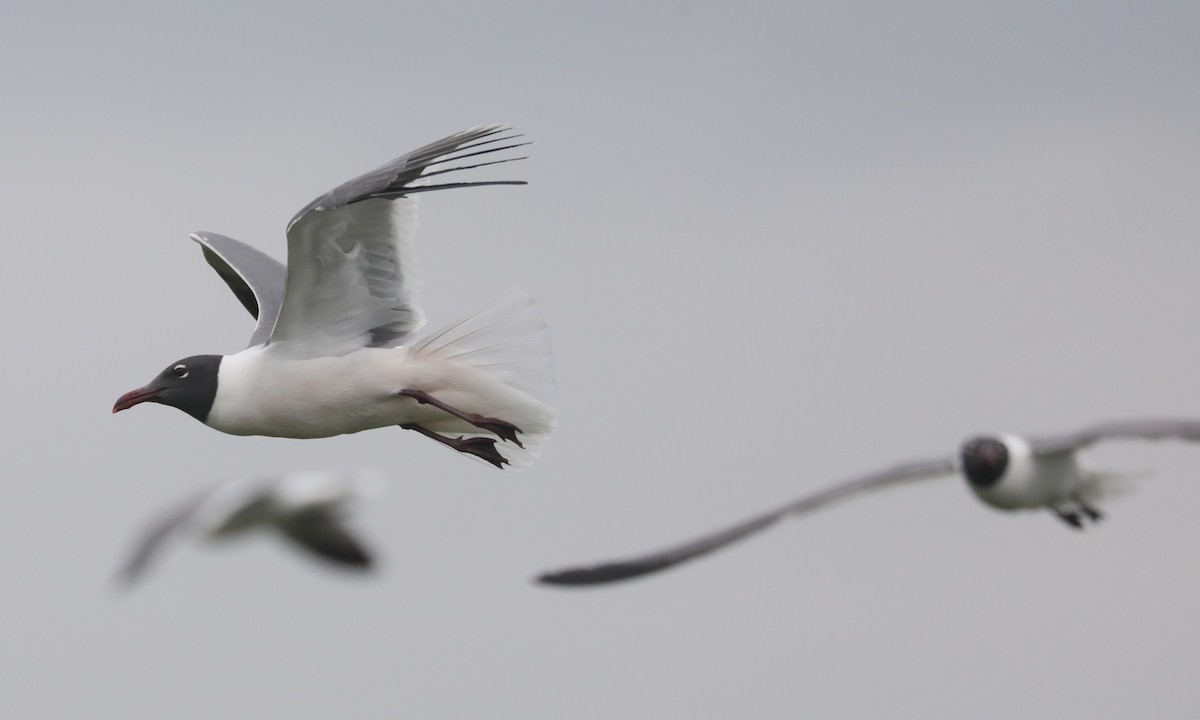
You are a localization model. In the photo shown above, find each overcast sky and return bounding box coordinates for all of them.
[3,2,1200,718]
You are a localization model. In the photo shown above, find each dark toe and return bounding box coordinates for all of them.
[457,436,510,469]
[471,416,525,447]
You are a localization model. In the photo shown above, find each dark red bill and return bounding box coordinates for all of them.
[112,386,162,413]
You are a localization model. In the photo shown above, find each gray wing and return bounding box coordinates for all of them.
[1028,418,1200,455]
[116,488,215,586]
[276,507,373,570]
[285,125,530,228]
[537,456,957,586]
[269,125,530,358]
[189,231,286,348]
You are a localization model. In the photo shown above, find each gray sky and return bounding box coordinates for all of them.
[3,1,1200,717]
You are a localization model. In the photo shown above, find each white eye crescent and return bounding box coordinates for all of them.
[172,364,189,378]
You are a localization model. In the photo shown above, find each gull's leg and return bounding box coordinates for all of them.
[398,389,524,447]
[1073,495,1104,523]
[1053,506,1084,530]
[400,424,509,469]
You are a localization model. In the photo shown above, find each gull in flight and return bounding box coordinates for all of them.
[538,419,1200,586]
[113,126,555,469]
[117,470,384,585]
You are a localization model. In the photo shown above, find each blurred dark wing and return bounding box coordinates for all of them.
[1029,418,1200,455]
[190,232,286,348]
[538,511,783,586]
[537,456,957,586]
[116,489,213,586]
[277,508,373,570]
[270,125,529,358]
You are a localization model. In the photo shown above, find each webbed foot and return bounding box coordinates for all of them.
[401,423,510,468]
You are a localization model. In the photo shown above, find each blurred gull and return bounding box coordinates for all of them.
[117,469,385,585]
[113,126,555,469]
[539,419,1200,586]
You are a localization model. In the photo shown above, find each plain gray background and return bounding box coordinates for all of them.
[3,1,1200,717]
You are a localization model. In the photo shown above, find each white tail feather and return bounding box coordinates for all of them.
[409,290,556,469]
[1080,468,1148,504]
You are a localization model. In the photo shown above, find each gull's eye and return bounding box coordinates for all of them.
[172,364,189,378]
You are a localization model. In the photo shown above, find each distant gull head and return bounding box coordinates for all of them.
[959,436,1009,488]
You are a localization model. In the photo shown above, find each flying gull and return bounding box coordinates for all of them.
[117,470,384,585]
[538,419,1200,586]
[113,126,555,469]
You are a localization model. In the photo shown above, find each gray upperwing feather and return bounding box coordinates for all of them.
[1029,418,1200,456]
[270,125,530,357]
[276,508,373,570]
[190,232,286,348]
[537,455,957,587]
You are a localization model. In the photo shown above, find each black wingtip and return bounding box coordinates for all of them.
[535,561,670,587]
[321,546,375,571]
[378,180,528,198]
[416,154,530,182]
[438,140,533,167]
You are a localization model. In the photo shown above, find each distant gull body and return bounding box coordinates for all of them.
[117,470,384,585]
[113,126,555,469]
[538,419,1200,585]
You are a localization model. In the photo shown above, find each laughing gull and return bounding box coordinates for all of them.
[117,470,384,585]
[113,126,555,469]
[537,418,1200,586]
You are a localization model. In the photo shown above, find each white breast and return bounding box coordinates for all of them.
[207,345,419,438]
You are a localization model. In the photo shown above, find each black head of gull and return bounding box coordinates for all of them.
[959,436,1009,488]
[112,354,222,422]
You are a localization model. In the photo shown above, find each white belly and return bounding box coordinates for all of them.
[206,345,550,439]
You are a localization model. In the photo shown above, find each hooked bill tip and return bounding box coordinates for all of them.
[112,386,160,413]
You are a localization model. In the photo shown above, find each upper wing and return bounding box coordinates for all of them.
[276,507,373,569]
[189,232,286,348]
[1028,418,1200,456]
[115,488,215,586]
[269,125,530,358]
[537,456,957,586]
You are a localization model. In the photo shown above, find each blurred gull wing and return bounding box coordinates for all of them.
[189,231,286,348]
[116,471,382,587]
[1028,418,1200,456]
[115,487,219,586]
[538,456,957,586]
[276,506,374,569]
[269,125,530,358]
